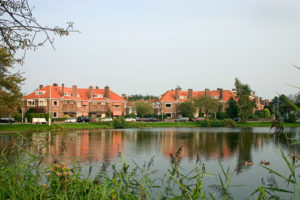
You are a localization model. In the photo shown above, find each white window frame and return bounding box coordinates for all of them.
[35,91,46,95]
[70,101,73,104]
[64,93,71,96]
[77,102,81,107]
[101,102,106,105]
[63,101,67,104]
[53,112,58,118]
[166,103,172,108]
[92,101,97,105]
[179,96,187,100]
[27,100,35,106]
[93,94,104,98]
[38,99,47,106]
[52,100,59,106]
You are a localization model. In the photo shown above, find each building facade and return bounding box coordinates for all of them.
[22,83,126,119]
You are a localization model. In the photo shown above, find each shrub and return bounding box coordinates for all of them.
[223,119,236,127]
[53,118,67,122]
[285,113,296,123]
[13,113,22,122]
[211,119,224,127]
[216,112,227,120]
[198,119,211,127]
[112,117,127,129]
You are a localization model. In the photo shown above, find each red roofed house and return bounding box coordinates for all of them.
[158,87,237,119]
[22,83,126,119]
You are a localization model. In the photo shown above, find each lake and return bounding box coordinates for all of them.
[1,127,300,199]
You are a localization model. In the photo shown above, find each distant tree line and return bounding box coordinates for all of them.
[127,94,159,101]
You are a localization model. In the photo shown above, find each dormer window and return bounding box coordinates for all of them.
[179,96,187,100]
[93,94,103,98]
[64,93,71,96]
[35,91,45,95]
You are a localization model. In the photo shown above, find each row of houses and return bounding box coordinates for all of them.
[22,83,269,120]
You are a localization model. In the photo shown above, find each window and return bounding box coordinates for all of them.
[39,99,47,106]
[70,101,73,104]
[53,100,58,106]
[179,96,187,100]
[113,105,120,108]
[93,94,103,98]
[166,113,172,118]
[35,91,45,95]
[77,94,80,97]
[166,103,172,108]
[63,101,67,104]
[64,93,71,96]
[53,112,57,118]
[92,102,97,105]
[101,102,106,105]
[77,102,81,107]
[27,100,35,106]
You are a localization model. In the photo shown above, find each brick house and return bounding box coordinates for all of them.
[157,88,237,118]
[22,83,126,119]
[157,87,268,119]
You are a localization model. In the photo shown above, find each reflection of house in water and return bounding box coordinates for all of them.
[159,131,235,161]
[29,130,127,163]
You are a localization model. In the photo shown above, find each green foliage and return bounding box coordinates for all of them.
[13,112,22,122]
[264,108,271,118]
[112,117,127,129]
[134,101,153,118]
[193,95,220,119]
[125,113,136,118]
[198,119,211,127]
[127,94,159,101]
[285,113,296,123]
[223,119,236,128]
[234,78,256,120]
[178,101,195,120]
[255,110,266,118]
[211,119,224,127]
[226,97,239,118]
[217,112,227,119]
[0,48,25,116]
[53,118,68,122]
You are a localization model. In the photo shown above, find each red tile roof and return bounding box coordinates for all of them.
[160,90,236,102]
[23,85,125,101]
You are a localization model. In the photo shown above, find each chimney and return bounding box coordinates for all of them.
[61,83,65,97]
[218,88,223,100]
[205,88,210,96]
[89,86,94,99]
[255,97,259,104]
[188,89,193,100]
[39,85,43,90]
[104,85,110,99]
[251,91,256,96]
[72,85,77,98]
[53,83,58,87]
[95,86,99,89]
[175,87,179,101]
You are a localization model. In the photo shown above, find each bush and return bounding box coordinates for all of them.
[223,119,236,128]
[211,119,224,127]
[285,114,296,123]
[13,113,22,122]
[125,113,136,118]
[112,117,127,129]
[198,119,211,127]
[53,118,67,122]
[216,112,227,120]
[249,114,259,120]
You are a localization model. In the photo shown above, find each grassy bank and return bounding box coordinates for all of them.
[0,121,300,132]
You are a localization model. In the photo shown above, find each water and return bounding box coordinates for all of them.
[1,127,300,199]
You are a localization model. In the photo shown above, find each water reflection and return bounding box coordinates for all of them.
[1,128,300,167]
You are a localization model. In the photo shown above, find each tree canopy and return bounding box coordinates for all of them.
[0,47,24,116]
[226,97,239,118]
[177,101,195,120]
[193,95,219,119]
[134,101,153,118]
[234,78,256,120]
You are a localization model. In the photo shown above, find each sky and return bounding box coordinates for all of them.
[18,0,300,99]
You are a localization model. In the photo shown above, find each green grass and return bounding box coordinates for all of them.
[0,121,299,132]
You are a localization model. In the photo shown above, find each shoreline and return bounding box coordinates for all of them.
[0,121,300,133]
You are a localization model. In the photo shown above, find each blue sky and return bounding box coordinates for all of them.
[19,0,300,98]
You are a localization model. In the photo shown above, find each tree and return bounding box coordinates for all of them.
[177,101,195,120]
[0,47,24,116]
[226,97,239,118]
[193,95,219,119]
[234,78,256,120]
[134,101,153,119]
[0,0,76,61]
